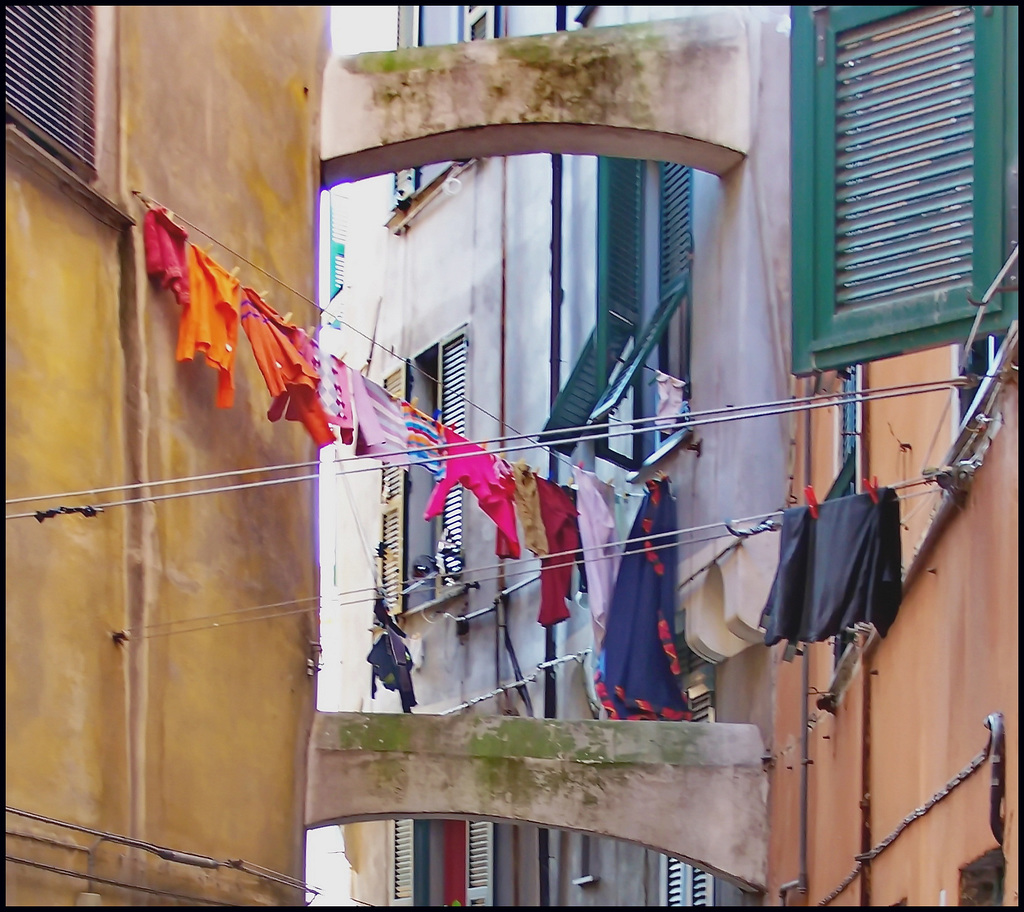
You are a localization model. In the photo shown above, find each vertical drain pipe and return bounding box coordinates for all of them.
[539,10,568,906]
[781,378,813,905]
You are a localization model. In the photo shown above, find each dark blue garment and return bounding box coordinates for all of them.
[595,478,690,721]
[369,598,417,713]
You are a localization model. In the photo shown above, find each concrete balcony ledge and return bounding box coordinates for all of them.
[306,711,768,891]
[321,14,752,185]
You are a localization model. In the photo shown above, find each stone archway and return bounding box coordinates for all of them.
[321,13,752,186]
[306,712,767,892]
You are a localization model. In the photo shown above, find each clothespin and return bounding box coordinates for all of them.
[804,484,819,519]
[228,266,240,280]
[282,311,294,323]
[863,476,879,504]
[258,289,270,302]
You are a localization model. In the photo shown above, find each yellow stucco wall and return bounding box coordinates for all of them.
[6,6,330,905]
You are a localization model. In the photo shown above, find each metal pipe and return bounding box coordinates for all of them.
[985,712,1005,845]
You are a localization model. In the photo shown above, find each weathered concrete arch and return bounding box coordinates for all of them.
[306,712,767,892]
[321,14,752,186]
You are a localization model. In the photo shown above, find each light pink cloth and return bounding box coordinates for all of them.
[655,371,687,430]
[351,371,411,466]
[575,468,621,650]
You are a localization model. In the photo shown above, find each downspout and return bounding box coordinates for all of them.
[985,712,1005,845]
[498,155,509,696]
[781,378,813,905]
[540,9,568,907]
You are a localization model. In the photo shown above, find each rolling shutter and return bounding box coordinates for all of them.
[5,5,96,174]
[466,820,493,905]
[392,819,415,906]
[438,332,467,576]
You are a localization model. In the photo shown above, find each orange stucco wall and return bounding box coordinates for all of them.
[768,352,1018,906]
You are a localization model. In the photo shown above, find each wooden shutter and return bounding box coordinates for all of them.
[438,332,467,576]
[5,6,96,174]
[791,5,1015,374]
[464,6,497,41]
[466,821,493,905]
[541,157,644,454]
[392,819,415,906]
[330,186,348,302]
[381,367,408,612]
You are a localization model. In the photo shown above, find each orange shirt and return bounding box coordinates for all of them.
[240,288,335,450]
[179,245,241,408]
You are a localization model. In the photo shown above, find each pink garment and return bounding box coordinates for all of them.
[283,331,355,445]
[351,371,411,466]
[143,207,190,307]
[575,468,622,650]
[424,428,521,560]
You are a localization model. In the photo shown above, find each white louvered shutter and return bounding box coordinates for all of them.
[466,821,493,905]
[438,332,467,578]
[381,367,408,613]
[391,819,414,905]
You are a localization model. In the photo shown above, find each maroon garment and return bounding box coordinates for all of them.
[534,477,579,627]
[143,207,190,307]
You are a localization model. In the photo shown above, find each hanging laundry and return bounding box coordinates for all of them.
[179,245,241,408]
[239,289,335,449]
[511,460,549,556]
[533,477,580,628]
[143,207,190,308]
[595,477,690,721]
[424,427,521,560]
[282,329,354,445]
[575,468,622,651]
[759,488,902,646]
[403,403,445,480]
[368,598,416,713]
[655,371,690,434]
[351,371,412,467]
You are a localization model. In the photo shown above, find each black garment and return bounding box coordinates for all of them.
[759,505,814,646]
[368,599,417,713]
[760,488,902,646]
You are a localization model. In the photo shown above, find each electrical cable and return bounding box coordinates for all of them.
[121,485,939,641]
[6,376,975,520]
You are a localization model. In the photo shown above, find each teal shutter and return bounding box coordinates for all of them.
[591,163,693,426]
[541,158,644,454]
[792,5,1016,374]
[329,187,348,302]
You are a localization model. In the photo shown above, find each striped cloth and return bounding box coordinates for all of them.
[403,403,445,479]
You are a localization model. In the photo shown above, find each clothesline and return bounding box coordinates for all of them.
[5,374,975,518]
[438,648,593,716]
[131,189,572,473]
[120,484,940,641]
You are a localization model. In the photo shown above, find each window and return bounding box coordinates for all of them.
[5,6,96,177]
[463,6,499,42]
[791,6,1017,374]
[399,329,468,612]
[542,158,693,469]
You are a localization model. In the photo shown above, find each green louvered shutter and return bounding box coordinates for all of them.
[791,5,1016,374]
[329,186,348,302]
[541,158,644,453]
[591,163,693,426]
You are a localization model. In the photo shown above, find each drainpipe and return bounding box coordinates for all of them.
[498,155,509,696]
[781,380,813,905]
[539,9,568,907]
[985,712,1005,845]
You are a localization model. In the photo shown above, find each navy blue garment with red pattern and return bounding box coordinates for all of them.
[595,478,690,721]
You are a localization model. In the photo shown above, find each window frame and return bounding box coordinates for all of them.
[791,5,1017,375]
